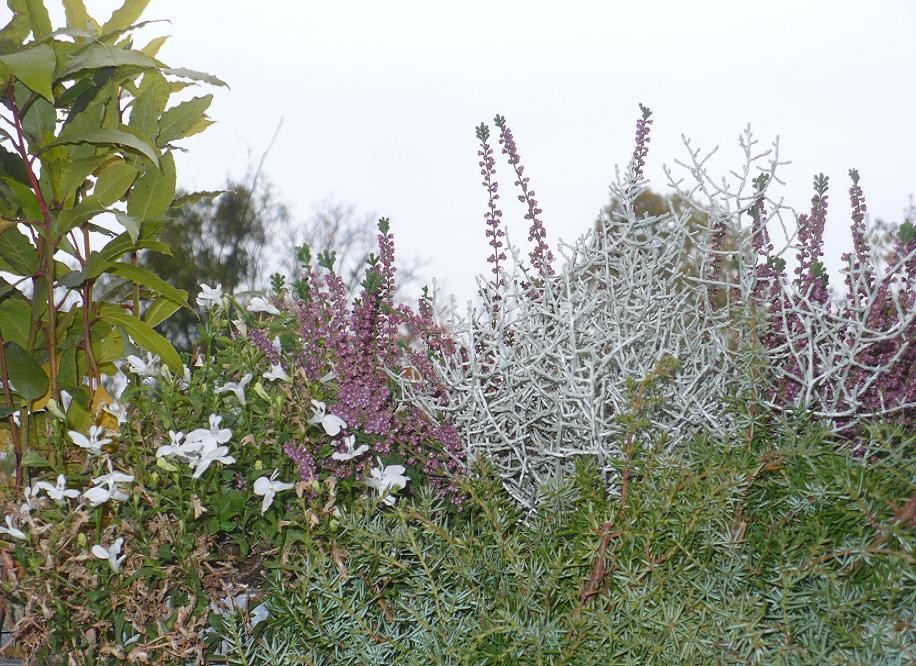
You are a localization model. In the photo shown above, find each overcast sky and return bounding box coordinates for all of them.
[28,2,916,304]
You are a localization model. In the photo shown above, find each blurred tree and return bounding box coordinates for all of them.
[596,189,742,308]
[273,197,427,300]
[142,180,277,350]
[144,181,429,351]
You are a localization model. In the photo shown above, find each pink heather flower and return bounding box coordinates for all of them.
[494,114,554,278]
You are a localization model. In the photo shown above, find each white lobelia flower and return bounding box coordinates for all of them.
[365,459,409,506]
[103,401,130,426]
[0,514,26,540]
[331,435,370,462]
[185,414,232,449]
[92,463,135,493]
[92,537,126,573]
[19,485,37,518]
[196,283,224,310]
[69,425,112,456]
[215,373,253,406]
[252,469,295,514]
[263,363,290,383]
[192,441,235,479]
[247,296,280,316]
[126,352,161,378]
[83,462,134,506]
[156,430,189,460]
[34,474,80,503]
[177,365,192,391]
[83,485,114,507]
[308,400,346,437]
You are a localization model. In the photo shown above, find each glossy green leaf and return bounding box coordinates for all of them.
[24,0,53,39]
[171,190,223,207]
[0,145,29,185]
[93,160,138,206]
[2,176,41,221]
[5,341,49,402]
[99,304,181,371]
[57,195,105,234]
[127,150,175,220]
[0,225,38,275]
[0,296,31,347]
[52,126,160,167]
[110,261,187,305]
[63,0,92,31]
[156,95,212,146]
[56,154,106,203]
[162,67,229,88]
[59,44,156,78]
[112,210,140,242]
[144,296,182,327]
[57,251,110,287]
[140,35,168,57]
[0,43,55,100]
[100,0,150,37]
[0,0,31,44]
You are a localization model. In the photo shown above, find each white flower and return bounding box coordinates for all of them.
[92,466,135,491]
[331,435,369,462]
[34,474,80,503]
[263,363,290,383]
[272,336,282,355]
[215,373,252,406]
[319,370,337,384]
[103,401,130,426]
[92,537,126,573]
[365,459,408,506]
[194,354,206,367]
[247,296,280,316]
[0,515,26,540]
[19,485,36,518]
[185,414,232,448]
[156,430,189,459]
[196,283,223,310]
[83,485,113,507]
[232,319,248,336]
[308,400,346,436]
[126,352,160,378]
[178,365,192,391]
[192,442,235,479]
[69,425,112,456]
[60,390,73,413]
[252,469,295,514]
[83,462,134,506]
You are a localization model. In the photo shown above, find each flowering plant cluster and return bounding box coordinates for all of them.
[749,170,915,436]
[0,211,466,660]
[395,106,913,509]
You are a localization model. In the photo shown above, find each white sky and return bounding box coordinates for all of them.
[15,1,916,304]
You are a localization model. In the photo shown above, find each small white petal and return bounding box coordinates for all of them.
[247,296,280,316]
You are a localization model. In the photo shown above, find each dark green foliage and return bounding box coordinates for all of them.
[218,420,915,665]
[142,183,272,349]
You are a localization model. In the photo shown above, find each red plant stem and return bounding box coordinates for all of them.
[7,82,58,400]
[0,332,24,489]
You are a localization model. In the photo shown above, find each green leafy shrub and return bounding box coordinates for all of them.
[216,419,914,665]
[0,0,224,492]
